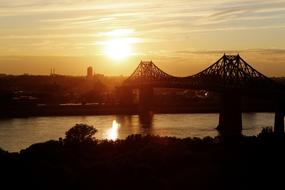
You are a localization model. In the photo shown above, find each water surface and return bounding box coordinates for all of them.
[0,113,275,152]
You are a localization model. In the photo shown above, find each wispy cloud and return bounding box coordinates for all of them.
[0,0,285,57]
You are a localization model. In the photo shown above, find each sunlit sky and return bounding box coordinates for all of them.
[0,0,285,76]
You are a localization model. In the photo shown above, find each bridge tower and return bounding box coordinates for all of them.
[117,86,133,106]
[191,54,285,136]
[138,85,153,112]
[217,93,242,137]
[124,60,173,112]
[274,99,285,135]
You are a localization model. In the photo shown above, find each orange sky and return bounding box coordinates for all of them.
[0,0,285,76]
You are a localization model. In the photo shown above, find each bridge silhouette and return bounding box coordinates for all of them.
[121,54,285,136]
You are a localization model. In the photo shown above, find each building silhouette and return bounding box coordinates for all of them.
[87,66,93,79]
[50,68,56,76]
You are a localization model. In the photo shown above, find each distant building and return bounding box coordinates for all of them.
[50,68,56,76]
[87,66,93,79]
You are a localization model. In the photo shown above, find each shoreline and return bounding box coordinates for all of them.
[0,104,275,118]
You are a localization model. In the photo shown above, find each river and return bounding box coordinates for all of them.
[0,113,276,152]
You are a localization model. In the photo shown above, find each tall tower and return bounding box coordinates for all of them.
[50,68,56,76]
[87,66,93,79]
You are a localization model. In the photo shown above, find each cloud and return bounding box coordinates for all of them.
[175,48,285,55]
[0,0,285,57]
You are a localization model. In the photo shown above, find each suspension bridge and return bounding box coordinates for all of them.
[121,54,285,136]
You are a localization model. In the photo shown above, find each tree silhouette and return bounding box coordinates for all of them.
[64,123,97,145]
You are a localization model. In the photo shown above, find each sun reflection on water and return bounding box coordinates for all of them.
[107,120,120,141]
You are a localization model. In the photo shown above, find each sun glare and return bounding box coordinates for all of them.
[104,38,131,60]
[107,120,120,141]
[101,29,139,61]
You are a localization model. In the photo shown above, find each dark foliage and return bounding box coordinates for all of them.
[1,128,285,190]
[64,123,97,145]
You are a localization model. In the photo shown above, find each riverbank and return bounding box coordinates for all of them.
[0,103,275,118]
[1,128,285,190]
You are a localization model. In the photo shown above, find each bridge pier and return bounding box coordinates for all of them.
[274,99,285,135]
[139,111,154,128]
[118,86,133,106]
[138,85,153,112]
[217,93,242,137]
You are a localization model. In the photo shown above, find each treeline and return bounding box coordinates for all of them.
[1,125,285,190]
[0,75,220,107]
[0,75,125,105]
[0,74,279,109]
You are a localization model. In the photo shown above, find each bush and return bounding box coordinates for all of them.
[64,124,97,145]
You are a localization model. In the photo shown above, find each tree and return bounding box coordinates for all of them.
[64,124,97,145]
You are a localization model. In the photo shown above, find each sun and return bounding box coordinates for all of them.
[104,38,132,60]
